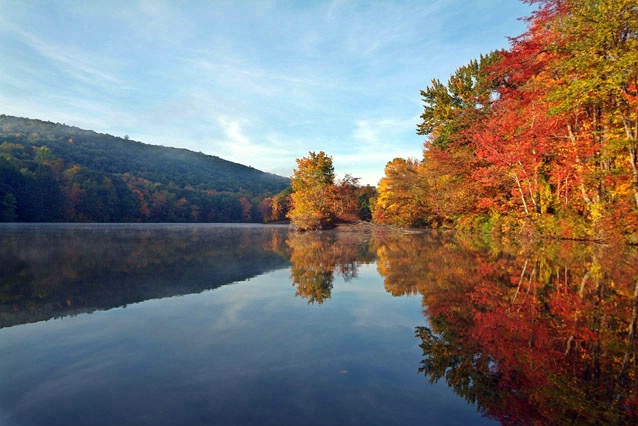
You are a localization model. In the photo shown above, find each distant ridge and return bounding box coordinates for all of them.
[0,115,289,192]
[0,115,290,222]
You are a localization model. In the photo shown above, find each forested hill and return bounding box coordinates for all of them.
[0,115,290,222]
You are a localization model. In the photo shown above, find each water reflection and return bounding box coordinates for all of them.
[287,230,638,424]
[2,225,637,425]
[286,231,376,303]
[376,232,638,425]
[0,224,291,327]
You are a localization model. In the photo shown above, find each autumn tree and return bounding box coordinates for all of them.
[333,174,363,223]
[269,187,292,222]
[467,0,638,240]
[415,52,506,227]
[402,1,638,241]
[373,158,429,227]
[287,151,336,230]
[260,192,291,223]
[538,0,638,238]
[471,33,561,221]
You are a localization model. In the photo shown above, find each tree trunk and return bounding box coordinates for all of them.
[567,124,593,207]
[628,145,638,210]
[513,172,530,216]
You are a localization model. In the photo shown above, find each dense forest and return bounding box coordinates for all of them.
[0,115,290,223]
[370,0,638,243]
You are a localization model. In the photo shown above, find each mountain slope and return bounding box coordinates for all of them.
[0,115,290,222]
[0,115,289,193]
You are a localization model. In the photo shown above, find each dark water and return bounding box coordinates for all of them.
[1,224,636,425]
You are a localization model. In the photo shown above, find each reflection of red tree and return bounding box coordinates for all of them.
[376,232,638,424]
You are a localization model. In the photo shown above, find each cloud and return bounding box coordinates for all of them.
[207,117,297,174]
[219,116,251,148]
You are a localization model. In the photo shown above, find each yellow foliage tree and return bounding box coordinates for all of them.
[373,158,429,227]
[287,151,336,230]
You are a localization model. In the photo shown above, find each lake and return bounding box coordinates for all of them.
[1,224,636,425]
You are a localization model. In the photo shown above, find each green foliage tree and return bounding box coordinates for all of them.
[1,193,17,221]
[34,146,53,163]
[417,52,503,149]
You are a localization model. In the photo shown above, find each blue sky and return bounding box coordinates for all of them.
[0,0,533,185]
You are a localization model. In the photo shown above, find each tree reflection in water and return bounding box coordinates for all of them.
[288,230,638,424]
[286,231,376,303]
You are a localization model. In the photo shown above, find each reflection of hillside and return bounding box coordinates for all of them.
[374,232,638,425]
[0,225,291,328]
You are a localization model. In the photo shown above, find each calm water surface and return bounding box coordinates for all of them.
[1,224,636,425]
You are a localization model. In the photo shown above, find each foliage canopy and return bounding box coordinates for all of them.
[374,0,638,243]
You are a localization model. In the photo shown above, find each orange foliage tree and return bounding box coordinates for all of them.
[373,158,430,227]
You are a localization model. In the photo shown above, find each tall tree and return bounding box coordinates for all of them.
[418,52,503,149]
[287,151,336,230]
[415,52,505,227]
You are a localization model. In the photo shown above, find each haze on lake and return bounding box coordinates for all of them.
[1,224,637,425]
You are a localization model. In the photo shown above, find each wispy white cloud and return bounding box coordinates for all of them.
[218,116,251,148]
[0,20,123,88]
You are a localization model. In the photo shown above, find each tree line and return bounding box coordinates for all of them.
[5,0,636,240]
